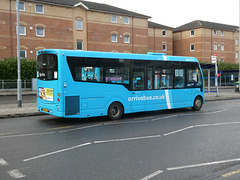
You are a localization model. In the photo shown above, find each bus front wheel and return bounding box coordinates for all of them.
[108,102,123,120]
[192,96,203,111]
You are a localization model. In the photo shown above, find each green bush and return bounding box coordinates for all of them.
[0,58,36,80]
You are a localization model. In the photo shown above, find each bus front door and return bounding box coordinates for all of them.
[131,67,146,112]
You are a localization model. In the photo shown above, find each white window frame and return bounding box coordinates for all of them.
[111,15,117,23]
[221,44,224,51]
[162,43,167,51]
[20,50,27,58]
[236,52,238,59]
[35,4,44,14]
[190,29,194,36]
[190,44,195,51]
[36,27,45,37]
[76,20,83,30]
[124,17,129,24]
[213,29,217,36]
[214,43,217,50]
[111,34,118,42]
[16,25,26,35]
[124,35,130,43]
[18,1,25,11]
[220,30,224,36]
[162,30,166,36]
[77,41,83,50]
[236,39,238,46]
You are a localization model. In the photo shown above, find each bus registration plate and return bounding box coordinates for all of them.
[42,108,49,113]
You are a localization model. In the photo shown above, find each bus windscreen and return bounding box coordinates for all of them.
[37,54,58,80]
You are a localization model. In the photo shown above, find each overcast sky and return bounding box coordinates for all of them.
[88,0,239,28]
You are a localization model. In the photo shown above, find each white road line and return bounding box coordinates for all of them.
[59,124,102,133]
[163,126,194,136]
[0,132,55,139]
[0,158,8,166]
[105,119,150,125]
[8,169,26,179]
[94,135,161,144]
[151,115,179,121]
[195,122,240,127]
[23,142,91,162]
[167,158,240,171]
[140,170,163,180]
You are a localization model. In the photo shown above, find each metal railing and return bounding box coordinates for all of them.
[0,79,36,91]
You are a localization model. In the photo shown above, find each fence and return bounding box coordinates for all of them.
[0,79,37,91]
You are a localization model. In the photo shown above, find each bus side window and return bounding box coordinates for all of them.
[81,67,102,82]
[174,69,185,88]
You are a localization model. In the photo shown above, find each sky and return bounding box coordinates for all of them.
[88,0,239,28]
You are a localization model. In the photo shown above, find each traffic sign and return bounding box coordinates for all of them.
[211,56,217,63]
[214,52,217,56]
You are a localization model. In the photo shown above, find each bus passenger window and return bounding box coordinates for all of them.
[132,69,145,90]
[174,69,185,88]
[147,68,153,89]
[81,67,102,82]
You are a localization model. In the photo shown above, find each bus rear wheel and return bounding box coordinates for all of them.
[192,96,203,111]
[108,102,123,120]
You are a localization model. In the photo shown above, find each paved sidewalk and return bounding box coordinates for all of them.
[1,89,240,119]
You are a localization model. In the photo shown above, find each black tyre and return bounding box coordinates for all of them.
[192,96,203,111]
[108,102,123,120]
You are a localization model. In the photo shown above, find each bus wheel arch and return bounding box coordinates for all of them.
[108,101,124,120]
[192,95,203,111]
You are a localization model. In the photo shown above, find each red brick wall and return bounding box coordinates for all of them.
[0,11,73,60]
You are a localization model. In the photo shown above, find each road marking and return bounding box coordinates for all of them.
[140,170,163,180]
[8,169,25,179]
[59,124,101,133]
[46,126,74,130]
[0,132,55,139]
[0,132,19,136]
[222,169,240,177]
[151,115,179,121]
[167,158,240,171]
[23,142,91,162]
[105,119,150,125]
[195,122,240,127]
[163,126,194,136]
[0,158,8,166]
[94,135,161,144]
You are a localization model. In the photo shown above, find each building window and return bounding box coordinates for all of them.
[162,30,166,36]
[111,34,117,42]
[111,15,117,23]
[16,25,26,35]
[124,17,129,24]
[35,4,44,13]
[190,30,194,36]
[236,39,238,46]
[77,41,83,50]
[214,43,217,50]
[220,30,224,36]
[18,1,25,11]
[124,35,130,43]
[213,29,217,36]
[236,52,238,59]
[220,59,224,63]
[76,20,83,30]
[162,43,167,51]
[221,44,224,51]
[190,44,195,51]
[20,50,26,58]
[36,27,45,37]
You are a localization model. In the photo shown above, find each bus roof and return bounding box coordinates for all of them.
[38,49,199,63]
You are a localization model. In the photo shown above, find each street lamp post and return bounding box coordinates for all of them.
[16,0,22,107]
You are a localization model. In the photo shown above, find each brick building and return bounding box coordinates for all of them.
[0,0,173,60]
[148,21,173,55]
[173,20,239,64]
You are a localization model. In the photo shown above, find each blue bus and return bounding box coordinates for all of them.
[37,50,204,120]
